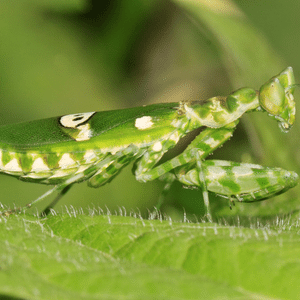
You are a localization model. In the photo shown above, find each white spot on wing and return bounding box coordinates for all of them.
[135,116,154,130]
[60,112,95,141]
[60,112,95,128]
[76,124,93,141]
[31,157,50,172]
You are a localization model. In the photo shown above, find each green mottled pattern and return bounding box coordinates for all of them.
[176,160,299,202]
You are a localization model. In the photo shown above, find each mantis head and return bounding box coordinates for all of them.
[259,66,296,133]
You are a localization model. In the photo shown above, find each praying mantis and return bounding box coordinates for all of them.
[0,67,298,221]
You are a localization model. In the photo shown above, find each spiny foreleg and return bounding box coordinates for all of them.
[135,122,238,183]
[134,123,237,220]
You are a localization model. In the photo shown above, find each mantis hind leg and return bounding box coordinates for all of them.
[42,184,73,216]
[0,184,61,216]
[156,173,176,211]
[1,170,90,216]
[157,153,213,222]
[196,152,212,222]
[28,172,89,215]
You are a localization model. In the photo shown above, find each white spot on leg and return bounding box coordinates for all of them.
[135,116,154,130]
[206,167,227,181]
[204,137,220,149]
[232,166,254,177]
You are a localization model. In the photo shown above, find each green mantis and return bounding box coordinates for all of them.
[0,67,298,221]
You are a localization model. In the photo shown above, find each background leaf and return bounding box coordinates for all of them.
[1,212,300,299]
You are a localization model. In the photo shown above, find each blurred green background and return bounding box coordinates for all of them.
[0,0,299,220]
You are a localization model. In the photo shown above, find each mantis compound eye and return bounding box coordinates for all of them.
[259,78,285,116]
[259,66,296,133]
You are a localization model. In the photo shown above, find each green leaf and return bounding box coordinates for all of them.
[1,213,300,299]
[0,214,248,299]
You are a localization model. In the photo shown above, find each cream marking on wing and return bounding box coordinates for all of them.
[5,158,22,172]
[60,112,95,128]
[75,123,93,141]
[59,153,76,168]
[135,116,154,130]
[31,157,50,172]
[60,112,96,141]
